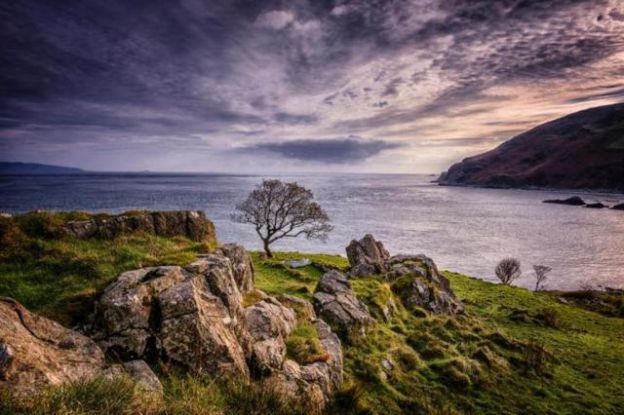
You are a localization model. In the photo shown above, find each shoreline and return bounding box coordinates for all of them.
[436,181,624,197]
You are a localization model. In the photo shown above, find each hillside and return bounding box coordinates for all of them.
[1,211,623,414]
[0,162,86,175]
[438,103,624,192]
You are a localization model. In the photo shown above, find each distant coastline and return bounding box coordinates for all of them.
[437,180,624,196]
[0,162,85,175]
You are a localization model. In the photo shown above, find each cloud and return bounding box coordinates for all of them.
[1,0,624,172]
[255,10,295,30]
[273,112,318,125]
[566,86,624,104]
[242,137,402,163]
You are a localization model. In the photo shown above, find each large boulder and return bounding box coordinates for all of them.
[62,210,217,245]
[389,254,464,315]
[0,297,108,395]
[93,249,252,377]
[245,298,297,374]
[344,235,464,316]
[346,234,390,275]
[312,271,375,340]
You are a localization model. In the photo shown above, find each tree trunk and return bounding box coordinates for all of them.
[263,239,273,258]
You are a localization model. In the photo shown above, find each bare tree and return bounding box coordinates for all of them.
[533,265,552,291]
[495,258,521,285]
[232,179,333,257]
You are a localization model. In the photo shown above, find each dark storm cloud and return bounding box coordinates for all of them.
[273,112,318,125]
[566,87,624,104]
[1,0,623,171]
[244,137,402,163]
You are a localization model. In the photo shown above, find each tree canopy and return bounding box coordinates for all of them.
[232,179,333,257]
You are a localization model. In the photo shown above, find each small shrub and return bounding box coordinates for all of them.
[406,333,452,360]
[221,377,311,415]
[494,258,521,285]
[431,358,474,388]
[533,264,552,291]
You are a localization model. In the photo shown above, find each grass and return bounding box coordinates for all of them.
[256,253,624,414]
[1,220,623,414]
[1,374,312,415]
[285,320,330,365]
[0,213,212,325]
[251,251,348,300]
[0,376,144,415]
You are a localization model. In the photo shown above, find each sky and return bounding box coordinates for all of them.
[1,0,624,174]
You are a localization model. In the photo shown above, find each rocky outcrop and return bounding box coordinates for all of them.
[346,234,390,276]
[245,298,296,374]
[389,254,463,315]
[613,203,624,210]
[62,210,217,245]
[585,202,607,209]
[92,245,343,409]
[277,294,317,321]
[313,270,375,340]
[93,255,250,377]
[1,227,347,408]
[216,243,254,294]
[543,196,585,206]
[344,235,464,316]
[0,297,162,396]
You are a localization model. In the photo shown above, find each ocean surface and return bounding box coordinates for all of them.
[1,173,623,290]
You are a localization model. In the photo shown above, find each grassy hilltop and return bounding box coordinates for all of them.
[1,212,623,414]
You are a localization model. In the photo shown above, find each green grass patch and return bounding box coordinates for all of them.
[285,320,330,365]
[0,214,210,325]
[251,251,348,300]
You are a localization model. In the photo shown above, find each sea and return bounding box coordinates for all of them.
[1,173,623,291]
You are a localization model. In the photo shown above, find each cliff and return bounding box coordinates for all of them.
[438,103,624,192]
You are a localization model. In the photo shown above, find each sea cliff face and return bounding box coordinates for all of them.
[438,103,624,192]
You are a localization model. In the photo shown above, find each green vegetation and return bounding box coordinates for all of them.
[1,217,623,414]
[251,251,347,300]
[0,376,142,415]
[1,375,311,415]
[285,320,330,365]
[0,212,210,325]
[253,254,624,414]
